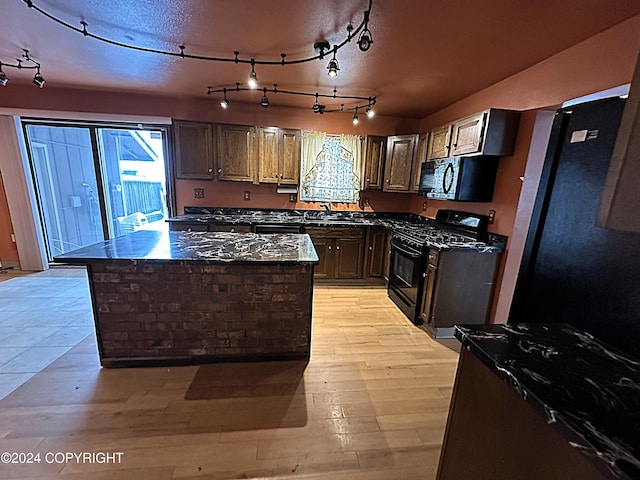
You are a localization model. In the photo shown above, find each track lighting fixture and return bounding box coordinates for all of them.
[32,67,45,88]
[312,93,326,114]
[248,59,258,89]
[21,0,373,73]
[220,87,229,109]
[357,9,373,52]
[327,51,339,78]
[0,50,44,88]
[207,84,376,117]
[366,99,375,118]
[352,107,360,125]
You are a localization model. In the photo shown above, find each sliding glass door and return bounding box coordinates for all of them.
[23,122,169,260]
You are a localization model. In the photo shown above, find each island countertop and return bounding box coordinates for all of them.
[455,323,640,479]
[54,228,319,264]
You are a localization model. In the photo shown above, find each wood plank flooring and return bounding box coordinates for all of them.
[0,283,460,479]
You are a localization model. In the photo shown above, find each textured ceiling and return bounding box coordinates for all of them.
[1,0,640,118]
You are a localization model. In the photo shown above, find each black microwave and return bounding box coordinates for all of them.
[418,156,499,202]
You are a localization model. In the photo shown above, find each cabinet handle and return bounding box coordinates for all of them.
[328,245,332,251]
[366,178,370,183]
[336,245,340,250]
[369,246,372,250]
[207,168,213,174]
[280,173,283,178]
[422,272,427,278]
[275,172,278,177]
[386,179,390,183]
[218,168,222,174]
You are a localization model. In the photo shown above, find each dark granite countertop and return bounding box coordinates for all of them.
[455,323,640,479]
[169,207,506,253]
[54,228,319,264]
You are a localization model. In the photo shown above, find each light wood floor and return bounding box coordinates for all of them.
[0,284,460,479]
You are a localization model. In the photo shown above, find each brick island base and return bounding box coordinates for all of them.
[87,262,313,367]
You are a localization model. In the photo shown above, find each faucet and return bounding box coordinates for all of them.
[319,203,331,214]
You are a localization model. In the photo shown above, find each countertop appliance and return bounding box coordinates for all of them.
[510,96,640,360]
[419,156,499,202]
[388,210,503,334]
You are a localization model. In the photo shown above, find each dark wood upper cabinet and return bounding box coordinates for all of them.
[278,128,301,185]
[411,132,429,192]
[258,127,300,185]
[258,126,279,184]
[427,125,453,160]
[428,109,520,160]
[383,134,417,192]
[216,124,255,182]
[363,135,386,190]
[173,120,215,180]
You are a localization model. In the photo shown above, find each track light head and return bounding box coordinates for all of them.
[220,88,229,108]
[327,54,339,78]
[33,69,45,88]
[248,59,258,89]
[261,88,269,107]
[357,28,373,52]
[312,94,326,114]
[366,104,375,118]
[0,69,8,87]
[352,107,359,125]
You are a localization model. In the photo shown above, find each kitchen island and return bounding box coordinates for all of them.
[55,228,319,367]
[438,323,640,479]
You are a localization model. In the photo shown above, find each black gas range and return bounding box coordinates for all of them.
[388,210,493,325]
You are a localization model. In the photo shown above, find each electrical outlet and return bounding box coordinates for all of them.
[244,191,250,201]
[289,194,297,202]
[488,209,496,224]
[194,188,204,199]
[423,202,427,211]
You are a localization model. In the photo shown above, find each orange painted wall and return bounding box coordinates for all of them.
[0,170,19,266]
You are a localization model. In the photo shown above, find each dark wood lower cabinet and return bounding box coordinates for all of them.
[438,349,608,480]
[307,227,366,280]
[365,227,390,278]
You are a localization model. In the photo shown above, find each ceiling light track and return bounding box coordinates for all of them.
[0,49,45,87]
[207,84,376,116]
[20,0,373,68]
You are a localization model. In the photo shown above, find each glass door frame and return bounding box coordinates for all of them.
[21,118,175,259]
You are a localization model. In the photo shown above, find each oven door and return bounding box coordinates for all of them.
[388,239,423,323]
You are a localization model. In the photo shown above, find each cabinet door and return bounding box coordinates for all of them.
[279,128,301,185]
[383,134,417,192]
[258,127,279,183]
[309,236,333,279]
[363,135,386,189]
[366,227,389,277]
[451,111,487,156]
[411,133,429,193]
[427,125,452,160]
[173,121,214,179]
[216,124,255,182]
[335,238,365,279]
[419,263,437,325]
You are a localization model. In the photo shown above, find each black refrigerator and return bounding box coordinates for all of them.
[509,96,640,360]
